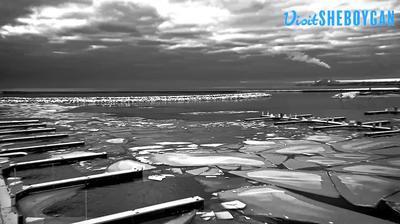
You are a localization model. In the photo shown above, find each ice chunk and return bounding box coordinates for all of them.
[106,159,155,172]
[148,174,174,181]
[330,172,400,207]
[156,142,192,145]
[219,186,393,224]
[243,140,277,145]
[186,167,209,175]
[332,91,360,99]
[202,168,224,176]
[294,156,349,167]
[259,153,287,165]
[374,158,400,167]
[129,145,164,151]
[169,168,183,174]
[366,147,400,156]
[283,159,321,170]
[230,169,339,198]
[195,176,249,193]
[330,164,400,178]
[215,211,233,220]
[149,152,266,167]
[106,138,125,144]
[239,145,280,153]
[304,134,349,143]
[270,144,334,155]
[200,211,215,219]
[332,139,399,153]
[200,143,224,147]
[186,167,223,176]
[25,217,45,224]
[217,165,240,170]
[329,153,380,161]
[221,200,246,210]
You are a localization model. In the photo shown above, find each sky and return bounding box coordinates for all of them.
[0,0,399,90]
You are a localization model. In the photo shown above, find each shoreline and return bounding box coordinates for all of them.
[0,87,399,97]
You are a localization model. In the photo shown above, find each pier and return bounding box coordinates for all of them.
[0,133,69,143]
[0,174,19,224]
[16,169,143,199]
[273,116,346,125]
[0,120,40,125]
[0,118,113,224]
[72,196,204,224]
[0,123,46,130]
[364,129,400,137]
[0,128,56,136]
[0,141,85,154]
[246,112,395,133]
[312,123,392,131]
[2,152,108,175]
[361,120,391,126]
[365,107,399,115]
[0,152,28,158]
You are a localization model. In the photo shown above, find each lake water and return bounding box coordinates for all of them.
[0,92,399,223]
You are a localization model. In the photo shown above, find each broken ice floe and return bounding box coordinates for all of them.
[283,159,321,170]
[147,152,267,167]
[331,138,399,153]
[269,143,334,155]
[243,140,278,145]
[221,200,246,210]
[218,186,394,224]
[199,211,215,221]
[304,134,349,143]
[148,174,174,181]
[330,164,400,178]
[105,138,125,144]
[230,169,339,198]
[366,147,400,156]
[214,211,233,220]
[383,191,400,214]
[129,145,164,151]
[330,172,400,207]
[293,156,350,167]
[186,167,223,176]
[329,153,382,161]
[168,168,183,175]
[373,158,400,167]
[195,176,251,193]
[259,153,288,165]
[156,142,192,145]
[241,139,333,155]
[200,143,224,147]
[106,159,155,172]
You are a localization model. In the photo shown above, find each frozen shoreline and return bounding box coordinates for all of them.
[0,92,271,105]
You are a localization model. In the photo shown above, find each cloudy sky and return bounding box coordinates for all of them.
[0,0,399,90]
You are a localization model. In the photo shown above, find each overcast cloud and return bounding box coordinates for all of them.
[0,0,399,89]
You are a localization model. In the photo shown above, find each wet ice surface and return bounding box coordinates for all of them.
[230,169,340,198]
[1,93,400,223]
[218,186,395,224]
[330,172,400,207]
